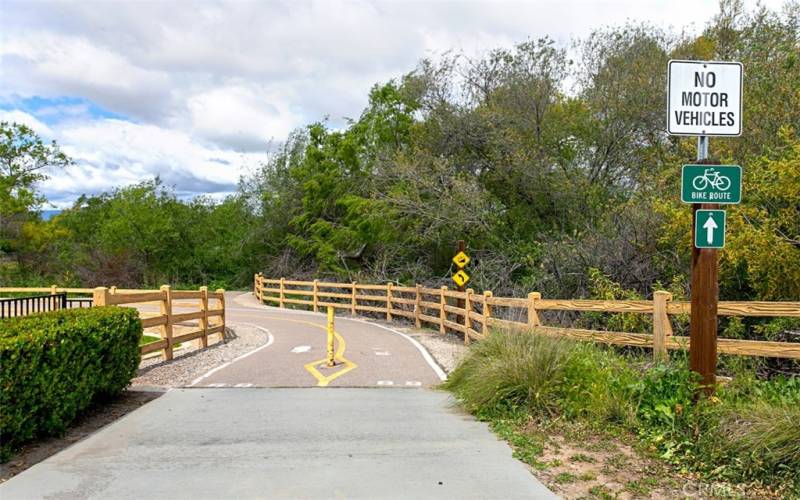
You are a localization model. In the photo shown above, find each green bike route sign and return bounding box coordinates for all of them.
[681,164,741,204]
[694,209,726,249]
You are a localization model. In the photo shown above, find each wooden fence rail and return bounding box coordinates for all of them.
[0,285,226,360]
[253,273,800,360]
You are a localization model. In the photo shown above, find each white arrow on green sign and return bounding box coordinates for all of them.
[695,209,726,249]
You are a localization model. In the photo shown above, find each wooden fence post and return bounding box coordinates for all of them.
[253,273,258,299]
[482,291,492,336]
[386,282,393,322]
[653,291,673,363]
[110,286,117,295]
[414,284,422,329]
[279,278,285,308]
[93,287,109,307]
[351,281,357,316]
[216,288,226,340]
[439,286,447,334]
[199,286,209,348]
[51,284,57,295]
[160,285,173,361]
[464,288,473,345]
[313,279,319,313]
[527,292,541,328]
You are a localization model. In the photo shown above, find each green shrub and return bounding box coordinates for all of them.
[714,403,800,488]
[445,327,800,492]
[557,343,638,424]
[443,329,575,417]
[0,306,142,458]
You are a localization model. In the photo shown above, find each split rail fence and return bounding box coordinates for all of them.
[253,274,800,361]
[0,285,226,360]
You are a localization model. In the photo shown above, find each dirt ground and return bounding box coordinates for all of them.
[0,389,163,483]
[515,421,781,499]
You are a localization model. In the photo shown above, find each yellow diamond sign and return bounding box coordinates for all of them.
[452,269,470,287]
[452,251,470,268]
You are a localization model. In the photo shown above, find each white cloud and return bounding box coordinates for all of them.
[0,109,53,136]
[46,118,266,207]
[0,0,786,205]
[185,84,299,152]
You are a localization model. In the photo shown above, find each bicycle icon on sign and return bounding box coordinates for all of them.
[692,168,732,191]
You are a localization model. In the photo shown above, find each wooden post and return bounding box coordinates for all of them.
[110,286,117,295]
[386,282,393,322]
[464,288,473,345]
[653,291,673,363]
[93,287,109,307]
[527,292,541,328]
[216,288,226,340]
[691,202,719,394]
[482,291,492,336]
[257,273,263,302]
[279,278,285,308]
[439,286,447,334]
[199,286,209,348]
[351,281,357,316]
[312,279,319,313]
[253,273,259,299]
[50,284,57,295]
[160,285,173,361]
[414,284,422,329]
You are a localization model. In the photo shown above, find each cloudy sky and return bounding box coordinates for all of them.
[0,0,781,208]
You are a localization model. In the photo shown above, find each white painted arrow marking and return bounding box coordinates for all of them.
[291,345,311,353]
[703,213,718,244]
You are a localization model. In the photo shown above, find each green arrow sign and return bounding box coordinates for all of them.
[695,209,726,248]
[681,165,741,204]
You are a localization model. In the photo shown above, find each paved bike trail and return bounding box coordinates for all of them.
[0,293,556,499]
[194,294,446,388]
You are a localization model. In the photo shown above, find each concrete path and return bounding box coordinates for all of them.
[0,293,555,499]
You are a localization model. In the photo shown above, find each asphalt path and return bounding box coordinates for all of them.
[192,293,445,388]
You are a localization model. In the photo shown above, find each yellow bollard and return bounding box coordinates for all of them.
[326,306,335,367]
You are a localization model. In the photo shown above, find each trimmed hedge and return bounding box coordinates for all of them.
[0,306,142,458]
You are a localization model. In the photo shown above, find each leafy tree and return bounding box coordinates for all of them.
[0,122,70,254]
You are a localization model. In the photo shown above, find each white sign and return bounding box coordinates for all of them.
[668,60,743,136]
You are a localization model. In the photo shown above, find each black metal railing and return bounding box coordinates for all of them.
[0,293,68,319]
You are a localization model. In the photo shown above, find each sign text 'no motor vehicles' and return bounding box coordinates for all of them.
[668,60,743,136]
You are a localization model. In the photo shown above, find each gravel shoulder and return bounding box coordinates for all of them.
[132,323,270,388]
[400,326,469,374]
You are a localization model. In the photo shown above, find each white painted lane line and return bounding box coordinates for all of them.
[234,383,254,388]
[374,351,390,356]
[189,323,274,387]
[291,345,311,353]
[243,304,448,381]
[377,380,394,386]
[207,383,226,387]
[405,381,422,387]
